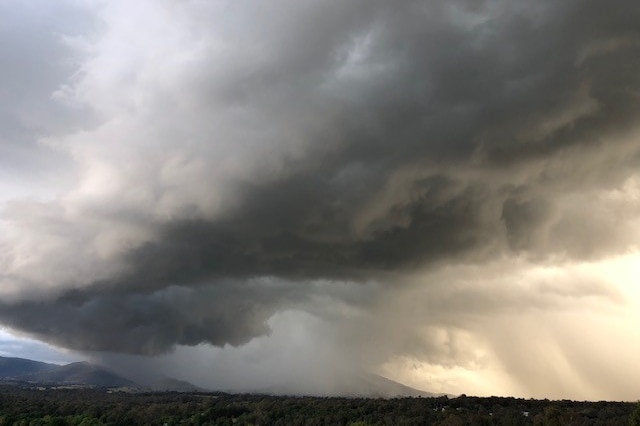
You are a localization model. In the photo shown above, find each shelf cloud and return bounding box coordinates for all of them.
[1,0,640,399]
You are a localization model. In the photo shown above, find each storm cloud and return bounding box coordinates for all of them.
[1,0,640,399]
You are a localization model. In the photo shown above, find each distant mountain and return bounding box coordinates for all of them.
[148,376,206,392]
[0,356,209,392]
[354,374,441,398]
[18,361,137,388]
[0,356,441,397]
[0,356,58,378]
[252,372,442,398]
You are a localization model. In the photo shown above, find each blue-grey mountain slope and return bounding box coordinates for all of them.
[0,356,58,378]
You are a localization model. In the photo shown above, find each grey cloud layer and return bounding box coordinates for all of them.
[0,0,94,195]
[1,0,640,357]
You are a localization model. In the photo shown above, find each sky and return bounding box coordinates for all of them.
[1,0,640,400]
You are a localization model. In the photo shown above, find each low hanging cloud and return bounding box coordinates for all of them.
[1,0,640,399]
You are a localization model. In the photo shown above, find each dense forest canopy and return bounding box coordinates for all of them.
[0,387,638,426]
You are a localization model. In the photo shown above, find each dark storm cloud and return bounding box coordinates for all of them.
[0,281,285,355]
[1,0,640,358]
[118,175,489,284]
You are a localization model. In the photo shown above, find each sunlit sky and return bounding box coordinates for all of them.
[1,0,640,400]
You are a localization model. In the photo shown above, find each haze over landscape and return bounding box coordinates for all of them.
[1,0,640,401]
